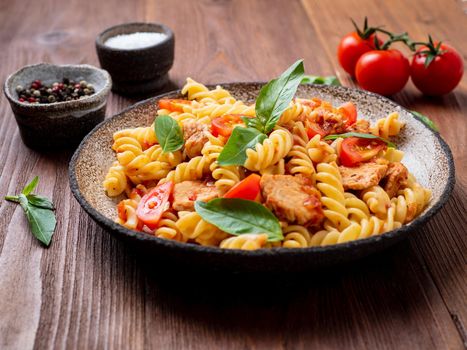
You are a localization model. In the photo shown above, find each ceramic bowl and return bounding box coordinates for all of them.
[95,22,174,96]
[69,83,455,273]
[4,63,111,150]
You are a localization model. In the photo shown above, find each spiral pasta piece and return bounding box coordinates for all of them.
[155,211,187,242]
[344,192,370,222]
[316,162,351,231]
[201,134,242,194]
[176,211,228,246]
[361,185,391,217]
[160,156,212,184]
[191,100,255,119]
[244,129,293,171]
[278,100,312,125]
[391,183,431,223]
[307,135,337,164]
[103,161,128,197]
[182,78,232,103]
[116,199,139,230]
[371,112,404,139]
[282,225,311,248]
[113,125,157,150]
[220,234,268,250]
[286,122,315,178]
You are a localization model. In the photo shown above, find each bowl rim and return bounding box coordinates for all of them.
[69,83,456,258]
[3,63,112,109]
[95,22,174,53]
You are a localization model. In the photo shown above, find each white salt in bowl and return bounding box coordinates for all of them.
[95,22,174,96]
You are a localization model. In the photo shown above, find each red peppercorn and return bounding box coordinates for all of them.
[58,83,64,89]
[28,97,36,103]
[19,97,25,102]
[52,86,60,92]
[74,83,81,89]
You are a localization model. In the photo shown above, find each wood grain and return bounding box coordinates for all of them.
[0,0,465,349]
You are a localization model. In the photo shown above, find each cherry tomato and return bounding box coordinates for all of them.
[411,42,463,96]
[224,174,261,201]
[158,99,191,112]
[339,137,387,167]
[337,32,381,76]
[306,122,328,139]
[338,101,357,127]
[211,114,244,138]
[136,181,174,229]
[355,49,410,96]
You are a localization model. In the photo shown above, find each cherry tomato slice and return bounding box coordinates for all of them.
[338,101,357,127]
[306,122,328,139]
[211,114,245,137]
[224,174,261,201]
[136,181,174,229]
[158,99,191,113]
[339,137,387,167]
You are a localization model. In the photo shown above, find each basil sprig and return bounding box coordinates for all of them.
[411,110,439,132]
[4,176,56,246]
[218,60,305,166]
[301,75,341,86]
[154,115,184,153]
[324,132,396,148]
[195,198,283,242]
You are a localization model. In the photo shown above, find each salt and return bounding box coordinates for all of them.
[104,32,167,50]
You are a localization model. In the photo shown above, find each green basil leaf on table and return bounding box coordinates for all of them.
[324,132,396,148]
[411,110,439,132]
[26,194,55,210]
[195,198,283,242]
[18,194,56,246]
[4,176,57,246]
[301,75,341,86]
[154,115,184,153]
[255,59,305,134]
[217,127,267,166]
[21,176,39,195]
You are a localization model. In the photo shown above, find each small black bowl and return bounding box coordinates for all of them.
[95,22,175,96]
[4,63,111,150]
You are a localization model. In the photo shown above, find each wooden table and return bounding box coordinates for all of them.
[0,0,466,349]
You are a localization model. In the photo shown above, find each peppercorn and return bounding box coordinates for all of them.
[16,85,23,93]
[33,90,41,97]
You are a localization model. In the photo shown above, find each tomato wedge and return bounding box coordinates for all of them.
[306,122,328,139]
[339,137,387,167]
[224,174,261,201]
[136,181,174,229]
[211,114,245,137]
[338,102,357,127]
[158,99,191,113]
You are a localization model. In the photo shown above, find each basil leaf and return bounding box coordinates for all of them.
[195,198,283,242]
[27,194,55,210]
[19,194,56,246]
[411,111,439,132]
[217,127,267,166]
[154,115,184,153]
[324,132,396,148]
[21,176,39,195]
[301,75,341,86]
[256,59,305,133]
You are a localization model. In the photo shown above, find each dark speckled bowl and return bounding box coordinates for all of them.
[69,83,455,273]
[95,22,174,96]
[4,63,111,150]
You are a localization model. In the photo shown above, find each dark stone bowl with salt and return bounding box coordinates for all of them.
[96,22,174,96]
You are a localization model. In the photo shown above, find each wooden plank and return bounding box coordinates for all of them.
[0,0,464,349]
[301,0,467,347]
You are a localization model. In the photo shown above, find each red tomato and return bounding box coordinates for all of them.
[411,42,463,96]
[339,137,387,167]
[211,114,244,137]
[306,122,328,139]
[224,174,261,201]
[136,181,174,229]
[158,99,191,112]
[355,49,410,96]
[337,32,381,76]
[338,101,357,126]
